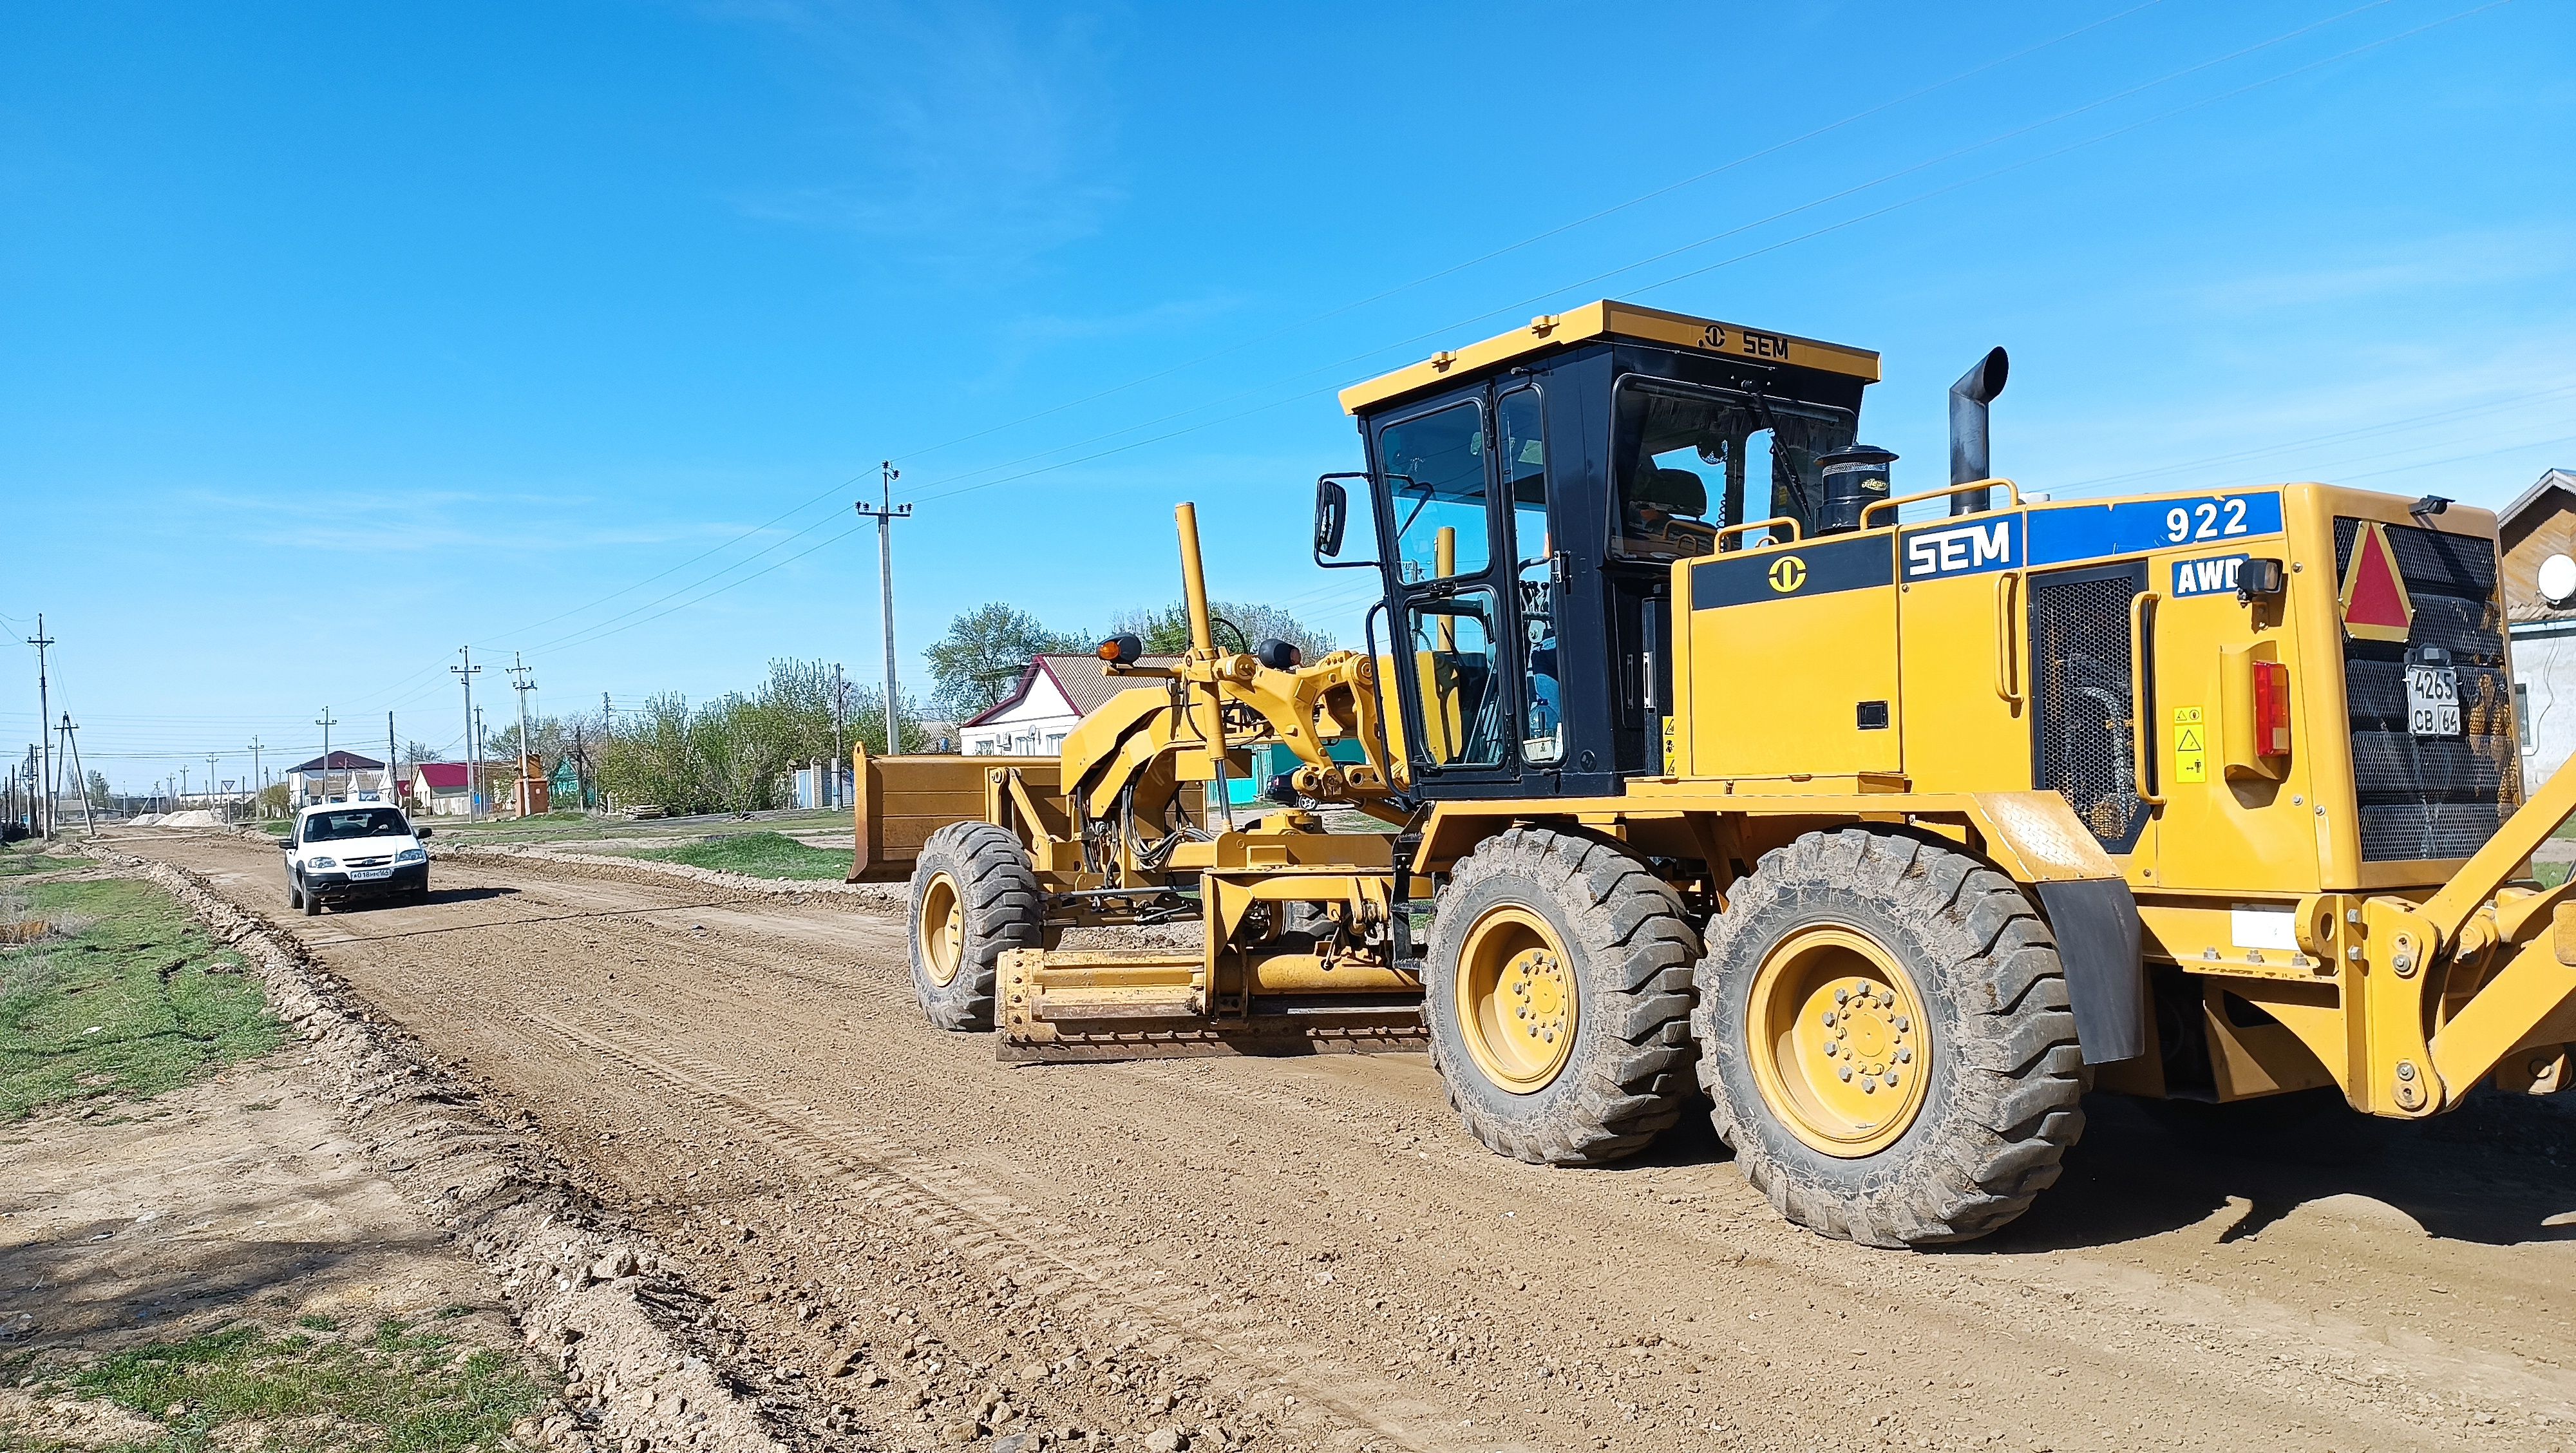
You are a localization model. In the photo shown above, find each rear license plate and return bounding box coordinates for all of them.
[348,867,393,881]
[2406,665,2461,737]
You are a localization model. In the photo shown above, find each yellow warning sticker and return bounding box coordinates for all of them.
[2174,705,2207,784]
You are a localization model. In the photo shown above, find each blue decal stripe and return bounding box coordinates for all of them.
[2028,492,2283,569]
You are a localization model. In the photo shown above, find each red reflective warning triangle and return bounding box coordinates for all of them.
[2340,521,2414,643]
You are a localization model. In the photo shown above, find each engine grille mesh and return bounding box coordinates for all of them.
[2333,518,2517,861]
[2030,567,2148,853]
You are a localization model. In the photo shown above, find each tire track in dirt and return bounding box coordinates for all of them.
[117,834,2576,1453]
[524,1012,1489,1453]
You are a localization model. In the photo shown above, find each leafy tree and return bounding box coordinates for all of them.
[594,662,929,815]
[84,770,110,808]
[924,603,1092,719]
[1109,600,1336,660]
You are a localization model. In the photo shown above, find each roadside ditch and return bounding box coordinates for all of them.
[79,843,819,1453]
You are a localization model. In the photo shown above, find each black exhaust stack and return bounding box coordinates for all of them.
[1947,346,2009,516]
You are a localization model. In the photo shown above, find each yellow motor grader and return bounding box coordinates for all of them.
[853,299,2575,1246]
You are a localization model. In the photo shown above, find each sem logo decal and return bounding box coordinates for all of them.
[2172,554,2251,598]
[1900,517,2018,580]
[1768,556,1807,593]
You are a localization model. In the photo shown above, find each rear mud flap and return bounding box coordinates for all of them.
[2033,878,2146,1064]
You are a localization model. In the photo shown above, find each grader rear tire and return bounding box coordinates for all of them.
[1695,828,2085,1247]
[907,822,1042,1032]
[1426,827,1700,1166]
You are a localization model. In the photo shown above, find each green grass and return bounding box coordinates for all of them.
[424,806,848,847]
[0,877,283,1121]
[0,850,87,877]
[624,830,854,880]
[12,1315,549,1453]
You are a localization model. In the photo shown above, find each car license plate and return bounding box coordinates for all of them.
[2406,664,2460,737]
[349,867,393,881]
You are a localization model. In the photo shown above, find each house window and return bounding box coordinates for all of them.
[2517,682,2534,752]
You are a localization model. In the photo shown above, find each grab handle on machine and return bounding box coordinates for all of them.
[2130,591,2164,808]
[1993,571,2022,706]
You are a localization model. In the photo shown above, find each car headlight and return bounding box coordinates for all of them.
[395,848,427,864]
[308,856,338,869]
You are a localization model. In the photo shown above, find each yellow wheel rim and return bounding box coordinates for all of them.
[1747,925,1931,1157]
[918,871,965,987]
[1455,905,1577,1094]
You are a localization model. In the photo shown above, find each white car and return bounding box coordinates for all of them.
[281,802,431,914]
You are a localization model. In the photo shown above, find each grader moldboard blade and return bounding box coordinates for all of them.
[994,947,1426,1063]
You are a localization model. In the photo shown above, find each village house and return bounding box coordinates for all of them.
[286,750,389,805]
[2501,468,2576,785]
[958,653,1179,757]
[409,761,474,817]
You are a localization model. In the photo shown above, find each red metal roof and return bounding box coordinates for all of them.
[413,762,471,790]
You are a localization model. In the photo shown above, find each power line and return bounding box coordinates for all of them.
[217,0,2519,711]
[379,1,2176,666]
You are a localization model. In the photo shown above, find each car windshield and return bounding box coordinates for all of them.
[305,808,410,842]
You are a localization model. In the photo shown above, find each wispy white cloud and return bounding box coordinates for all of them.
[717,3,1126,280]
[969,292,1246,390]
[178,486,804,555]
[2186,225,2574,311]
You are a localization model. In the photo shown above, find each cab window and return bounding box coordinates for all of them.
[1611,380,1855,558]
[1379,401,1491,583]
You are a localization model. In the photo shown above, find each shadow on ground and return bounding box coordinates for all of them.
[1982,1088,2576,1252]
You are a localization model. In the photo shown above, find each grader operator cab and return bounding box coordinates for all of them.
[856,299,2576,1247]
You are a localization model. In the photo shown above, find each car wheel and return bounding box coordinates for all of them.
[287,875,303,910]
[301,875,321,916]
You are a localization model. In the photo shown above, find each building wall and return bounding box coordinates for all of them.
[290,768,390,804]
[2513,620,2576,788]
[960,676,1081,756]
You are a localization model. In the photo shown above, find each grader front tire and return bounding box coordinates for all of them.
[1426,827,1700,1166]
[906,822,1043,1032]
[1696,829,2086,1247]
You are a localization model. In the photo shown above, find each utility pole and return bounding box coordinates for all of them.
[831,661,846,808]
[386,710,397,807]
[180,762,191,807]
[855,461,912,757]
[26,614,54,836]
[205,753,220,817]
[59,717,93,835]
[315,708,337,803]
[452,647,482,819]
[473,706,486,808]
[247,737,263,815]
[507,653,536,817]
[57,716,92,834]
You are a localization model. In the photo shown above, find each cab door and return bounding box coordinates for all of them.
[1372,390,1518,795]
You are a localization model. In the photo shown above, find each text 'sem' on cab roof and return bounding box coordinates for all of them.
[1338,299,1882,415]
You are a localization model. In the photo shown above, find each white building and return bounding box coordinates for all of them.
[287,750,391,805]
[2503,468,2576,784]
[958,654,1178,756]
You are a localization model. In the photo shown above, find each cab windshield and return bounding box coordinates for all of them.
[303,808,410,842]
[1611,380,1856,560]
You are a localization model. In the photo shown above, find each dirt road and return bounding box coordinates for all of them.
[124,833,2576,1452]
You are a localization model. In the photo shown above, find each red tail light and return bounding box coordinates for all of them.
[2251,660,2292,756]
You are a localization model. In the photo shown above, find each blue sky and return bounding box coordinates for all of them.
[4,0,2571,790]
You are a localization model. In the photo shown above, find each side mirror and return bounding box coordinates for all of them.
[277,837,293,850]
[414,826,433,839]
[1314,478,1349,559]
